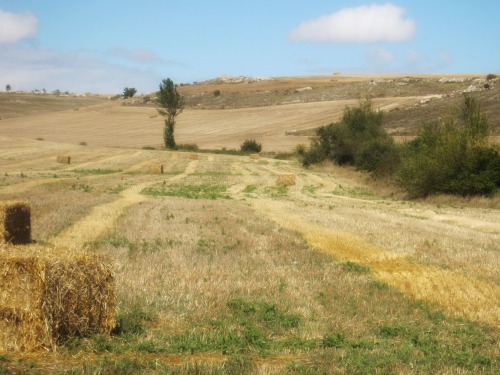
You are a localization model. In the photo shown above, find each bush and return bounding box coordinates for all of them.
[398,95,500,197]
[301,141,326,167]
[303,100,396,174]
[176,143,199,151]
[240,139,262,153]
[293,143,306,156]
[123,87,137,98]
[486,73,497,81]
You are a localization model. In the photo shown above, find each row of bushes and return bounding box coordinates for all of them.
[301,96,500,198]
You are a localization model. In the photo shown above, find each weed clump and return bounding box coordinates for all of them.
[240,139,262,153]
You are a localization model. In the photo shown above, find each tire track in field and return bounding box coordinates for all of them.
[50,160,198,249]
[251,198,500,326]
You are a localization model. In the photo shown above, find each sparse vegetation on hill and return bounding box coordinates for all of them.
[303,95,500,198]
[240,139,262,153]
[302,100,398,176]
[398,95,500,197]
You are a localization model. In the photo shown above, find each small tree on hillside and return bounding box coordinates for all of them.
[5,84,11,93]
[123,87,137,98]
[157,78,184,149]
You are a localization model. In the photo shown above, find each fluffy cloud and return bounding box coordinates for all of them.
[0,10,38,44]
[289,3,415,43]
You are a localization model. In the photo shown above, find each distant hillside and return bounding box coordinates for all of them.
[0,92,106,119]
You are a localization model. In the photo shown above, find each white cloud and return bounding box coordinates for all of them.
[0,10,38,44]
[289,3,415,44]
[366,47,395,70]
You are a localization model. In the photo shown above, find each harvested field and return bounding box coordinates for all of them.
[0,75,498,373]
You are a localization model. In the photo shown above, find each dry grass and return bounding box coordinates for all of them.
[0,86,498,372]
[249,153,260,160]
[0,200,31,244]
[56,156,71,164]
[276,174,296,187]
[0,244,115,351]
[147,164,163,174]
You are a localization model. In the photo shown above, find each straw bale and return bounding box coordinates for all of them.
[0,244,115,351]
[56,156,71,164]
[276,174,296,187]
[249,153,260,160]
[0,201,31,245]
[189,153,199,160]
[147,164,163,174]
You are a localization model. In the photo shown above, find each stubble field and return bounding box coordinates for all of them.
[0,75,498,374]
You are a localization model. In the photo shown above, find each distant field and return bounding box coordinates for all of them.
[0,96,424,151]
[1,74,498,152]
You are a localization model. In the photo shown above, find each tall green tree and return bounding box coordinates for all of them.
[157,78,184,149]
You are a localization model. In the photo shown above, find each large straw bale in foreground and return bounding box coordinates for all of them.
[0,244,115,351]
[276,174,296,187]
[147,164,163,174]
[0,201,31,245]
[56,156,71,164]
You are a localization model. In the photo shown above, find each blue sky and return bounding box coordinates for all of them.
[0,1,498,94]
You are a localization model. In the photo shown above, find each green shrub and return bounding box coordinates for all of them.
[398,95,500,197]
[176,143,199,151]
[302,100,396,175]
[122,87,137,98]
[240,139,262,153]
[301,141,326,167]
[293,143,307,156]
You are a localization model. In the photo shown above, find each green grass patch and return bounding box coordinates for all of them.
[141,182,231,200]
[73,168,122,175]
[191,171,233,177]
[302,185,318,195]
[243,184,257,194]
[85,235,178,258]
[264,185,288,198]
[105,183,128,194]
[340,261,370,273]
[70,182,92,193]
[332,185,377,199]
